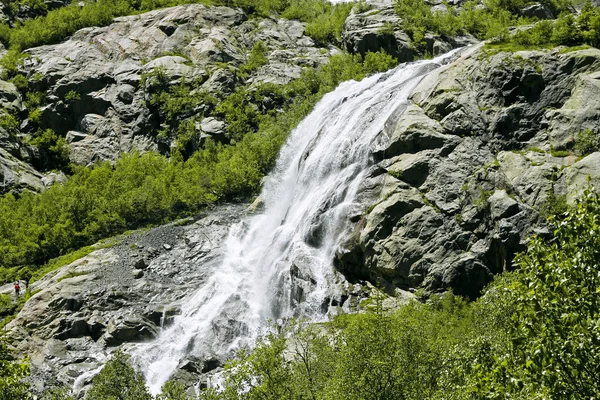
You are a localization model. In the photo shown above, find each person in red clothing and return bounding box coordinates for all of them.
[14,281,20,297]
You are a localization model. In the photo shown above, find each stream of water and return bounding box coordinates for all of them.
[132,50,459,394]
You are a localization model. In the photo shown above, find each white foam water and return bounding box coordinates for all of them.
[132,50,459,394]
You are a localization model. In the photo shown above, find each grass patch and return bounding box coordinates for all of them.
[550,148,570,157]
[56,271,89,283]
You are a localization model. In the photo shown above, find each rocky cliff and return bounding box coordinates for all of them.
[337,45,600,299]
[0,3,336,193]
[0,0,477,195]
[8,42,600,393]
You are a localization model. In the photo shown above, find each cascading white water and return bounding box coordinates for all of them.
[132,51,460,394]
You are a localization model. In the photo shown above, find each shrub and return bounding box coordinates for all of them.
[305,2,353,45]
[0,113,20,137]
[460,187,600,398]
[0,337,31,400]
[87,351,152,400]
[574,129,599,156]
[240,40,269,76]
[30,129,70,171]
[10,74,29,93]
[156,379,192,400]
[64,90,81,102]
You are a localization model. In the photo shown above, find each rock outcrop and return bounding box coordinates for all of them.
[7,203,247,393]
[336,45,600,299]
[21,4,331,162]
[0,3,336,194]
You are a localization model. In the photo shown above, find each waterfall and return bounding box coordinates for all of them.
[132,50,460,394]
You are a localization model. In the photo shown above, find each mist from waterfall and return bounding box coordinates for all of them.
[132,50,459,394]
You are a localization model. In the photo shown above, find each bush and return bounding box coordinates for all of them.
[574,129,599,156]
[0,337,32,400]
[30,129,70,171]
[240,40,269,76]
[489,1,600,51]
[462,187,600,398]
[87,351,152,400]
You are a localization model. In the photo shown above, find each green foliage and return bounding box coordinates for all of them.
[0,112,20,138]
[29,128,70,171]
[490,1,600,51]
[87,351,152,400]
[64,90,81,102]
[550,147,570,157]
[388,169,403,179]
[540,189,567,218]
[355,0,370,13]
[0,337,31,400]
[394,0,581,53]
[574,128,599,156]
[304,2,354,45]
[0,0,351,58]
[41,386,77,400]
[156,379,192,400]
[205,292,506,400]
[240,41,269,76]
[148,75,217,154]
[10,74,29,93]
[0,294,15,318]
[362,50,398,74]
[460,187,600,398]
[0,50,27,80]
[508,187,600,397]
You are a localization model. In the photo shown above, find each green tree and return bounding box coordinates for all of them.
[458,186,600,398]
[86,351,152,400]
[157,379,191,400]
[510,186,600,397]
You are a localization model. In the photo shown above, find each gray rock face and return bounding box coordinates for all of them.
[519,2,555,19]
[0,3,335,193]
[17,4,331,167]
[336,45,600,299]
[7,203,247,393]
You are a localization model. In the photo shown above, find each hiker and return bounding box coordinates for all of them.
[14,281,20,297]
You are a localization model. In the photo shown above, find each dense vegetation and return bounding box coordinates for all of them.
[501,1,600,49]
[0,50,398,283]
[3,188,594,398]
